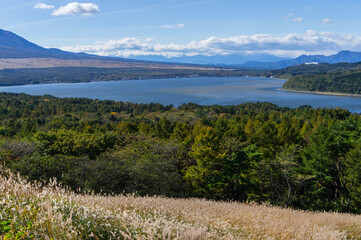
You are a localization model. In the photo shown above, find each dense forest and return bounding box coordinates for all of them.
[0,67,261,86]
[266,62,361,79]
[1,93,361,214]
[283,69,361,94]
[266,60,361,94]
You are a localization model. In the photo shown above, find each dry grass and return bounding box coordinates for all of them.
[1,167,361,239]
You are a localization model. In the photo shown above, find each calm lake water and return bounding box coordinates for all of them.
[1,77,361,112]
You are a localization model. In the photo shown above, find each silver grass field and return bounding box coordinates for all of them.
[1,167,361,240]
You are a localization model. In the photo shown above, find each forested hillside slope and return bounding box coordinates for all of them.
[0,93,361,214]
[266,62,361,79]
[283,69,361,94]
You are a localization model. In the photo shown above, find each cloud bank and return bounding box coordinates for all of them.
[52,2,99,16]
[61,30,361,58]
[34,3,54,10]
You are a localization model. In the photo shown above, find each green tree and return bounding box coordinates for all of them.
[185,127,225,198]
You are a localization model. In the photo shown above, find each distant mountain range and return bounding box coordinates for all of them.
[2,28,361,71]
[127,51,361,69]
[0,29,213,70]
[132,50,361,70]
[239,51,361,69]
[131,54,288,66]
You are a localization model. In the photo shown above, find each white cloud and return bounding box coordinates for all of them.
[52,2,99,16]
[34,3,54,10]
[160,23,185,29]
[160,25,174,29]
[61,30,361,58]
[292,17,303,23]
[283,13,293,20]
[322,18,335,24]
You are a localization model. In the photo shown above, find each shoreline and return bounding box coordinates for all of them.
[0,75,266,88]
[281,88,361,98]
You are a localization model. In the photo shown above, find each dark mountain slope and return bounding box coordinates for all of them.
[0,29,92,59]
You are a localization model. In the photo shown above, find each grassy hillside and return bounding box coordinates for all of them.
[1,167,361,240]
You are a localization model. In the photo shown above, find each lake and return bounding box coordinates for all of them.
[1,77,361,112]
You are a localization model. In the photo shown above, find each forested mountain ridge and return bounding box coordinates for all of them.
[265,61,361,79]
[263,59,361,94]
[283,69,361,94]
[1,92,361,214]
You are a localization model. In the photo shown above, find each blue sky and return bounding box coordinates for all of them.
[2,0,361,58]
